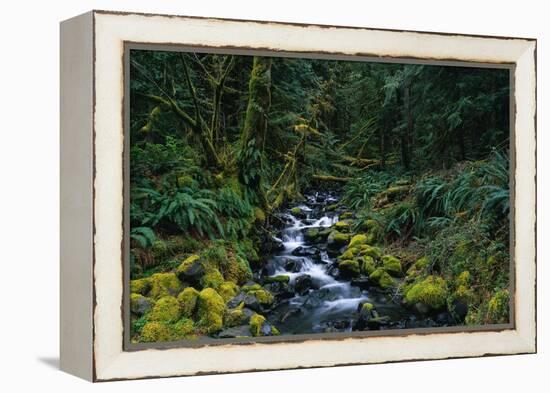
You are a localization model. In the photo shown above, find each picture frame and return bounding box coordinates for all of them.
[60,10,536,381]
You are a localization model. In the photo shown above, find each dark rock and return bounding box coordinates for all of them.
[264,281,294,300]
[294,274,313,295]
[350,276,371,290]
[227,293,263,312]
[280,308,302,323]
[367,316,391,330]
[450,298,468,322]
[130,296,152,315]
[176,258,204,286]
[291,246,320,258]
[283,258,301,272]
[217,325,251,338]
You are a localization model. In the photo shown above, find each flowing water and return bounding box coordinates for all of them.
[262,192,376,334]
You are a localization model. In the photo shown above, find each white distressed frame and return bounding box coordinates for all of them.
[61,10,536,381]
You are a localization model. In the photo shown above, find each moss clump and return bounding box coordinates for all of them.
[130,277,151,295]
[369,268,395,289]
[340,247,359,260]
[405,275,448,310]
[201,268,224,289]
[339,259,361,278]
[177,287,199,317]
[252,289,275,305]
[130,293,152,315]
[177,175,194,188]
[196,288,225,334]
[381,255,402,276]
[151,239,168,256]
[304,228,319,242]
[149,273,182,299]
[364,219,383,244]
[148,296,181,323]
[456,270,471,286]
[290,207,302,216]
[176,254,201,276]
[327,231,350,248]
[358,244,382,259]
[361,302,374,312]
[172,318,195,338]
[407,256,429,277]
[218,281,239,302]
[340,212,354,219]
[140,321,173,343]
[264,275,290,284]
[224,305,250,327]
[334,221,351,232]
[224,254,253,285]
[254,207,266,223]
[349,234,368,248]
[486,289,509,324]
[249,314,280,337]
[360,256,377,275]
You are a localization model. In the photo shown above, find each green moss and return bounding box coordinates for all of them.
[486,289,509,324]
[130,293,152,315]
[405,275,448,310]
[176,254,201,276]
[253,289,275,305]
[140,321,172,342]
[149,273,182,299]
[360,256,377,275]
[151,240,168,255]
[327,231,350,248]
[349,234,368,248]
[172,318,195,338]
[201,268,224,289]
[224,254,253,285]
[218,281,239,302]
[340,247,359,260]
[456,271,471,286]
[177,287,199,317]
[224,306,249,327]
[326,203,339,211]
[177,175,194,188]
[290,207,302,216]
[361,302,374,312]
[340,212,354,219]
[148,296,181,323]
[358,245,382,259]
[254,207,266,223]
[304,228,319,242]
[196,288,225,334]
[334,221,351,232]
[130,277,152,296]
[381,255,402,276]
[242,283,262,292]
[264,275,290,284]
[369,268,395,289]
[249,314,267,337]
[339,259,361,278]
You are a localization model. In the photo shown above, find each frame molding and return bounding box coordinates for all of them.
[60,10,536,381]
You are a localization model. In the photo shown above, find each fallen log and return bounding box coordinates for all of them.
[312,174,355,183]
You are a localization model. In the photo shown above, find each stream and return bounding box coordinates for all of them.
[259,191,447,334]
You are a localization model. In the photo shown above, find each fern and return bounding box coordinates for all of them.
[130,226,156,248]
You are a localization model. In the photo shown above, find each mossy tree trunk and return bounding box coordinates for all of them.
[238,56,272,206]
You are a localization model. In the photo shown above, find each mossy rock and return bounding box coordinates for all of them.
[360,256,377,275]
[139,321,173,343]
[196,288,226,334]
[339,247,359,260]
[340,212,354,219]
[405,275,448,310]
[224,254,253,285]
[249,314,279,337]
[486,289,509,324]
[338,259,361,278]
[361,302,375,312]
[264,275,290,284]
[130,277,152,296]
[177,287,199,318]
[385,185,410,201]
[326,203,339,211]
[365,219,383,243]
[223,305,253,327]
[149,273,182,300]
[151,240,168,256]
[381,255,402,276]
[304,228,320,242]
[456,271,472,286]
[171,318,195,339]
[369,268,395,289]
[349,234,368,248]
[407,256,429,277]
[148,296,181,323]
[333,221,351,233]
[218,281,239,302]
[290,207,305,217]
[201,268,224,289]
[327,231,350,249]
[358,244,382,259]
[175,254,204,285]
[130,293,152,315]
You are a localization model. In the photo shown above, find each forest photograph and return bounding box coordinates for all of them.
[127,48,511,344]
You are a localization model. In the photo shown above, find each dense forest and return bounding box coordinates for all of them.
[128,49,511,343]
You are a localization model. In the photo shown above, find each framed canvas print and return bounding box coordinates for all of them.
[60,10,537,381]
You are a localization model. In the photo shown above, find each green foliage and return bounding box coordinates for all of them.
[130,226,156,248]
